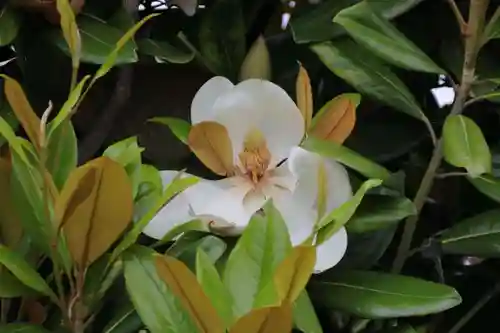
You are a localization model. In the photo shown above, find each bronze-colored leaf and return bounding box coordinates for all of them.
[228,305,293,333]
[295,65,313,132]
[155,255,225,333]
[22,298,46,324]
[0,158,23,248]
[188,121,234,176]
[309,95,356,144]
[1,75,41,149]
[273,245,316,304]
[56,156,133,267]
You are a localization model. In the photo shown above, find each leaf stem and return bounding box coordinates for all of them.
[391,0,490,273]
[446,0,467,33]
[447,281,500,333]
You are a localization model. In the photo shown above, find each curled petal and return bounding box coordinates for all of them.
[314,227,348,273]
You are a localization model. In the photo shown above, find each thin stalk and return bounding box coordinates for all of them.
[447,0,468,33]
[391,0,490,273]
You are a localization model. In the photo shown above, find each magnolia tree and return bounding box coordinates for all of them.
[0,0,499,332]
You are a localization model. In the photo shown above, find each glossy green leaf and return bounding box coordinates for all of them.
[196,249,233,327]
[442,115,491,177]
[316,179,382,244]
[103,136,144,199]
[309,270,461,318]
[468,174,500,203]
[133,164,162,222]
[347,195,416,233]
[123,245,200,333]
[223,200,292,318]
[290,0,426,44]
[293,291,323,333]
[0,89,20,148]
[46,121,78,190]
[198,0,245,79]
[0,269,36,298]
[0,324,51,333]
[156,219,209,247]
[149,117,191,145]
[167,232,227,272]
[111,173,199,261]
[0,244,57,300]
[137,39,194,64]
[0,5,20,46]
[56,0,80,69]
[302,136,391,183]
[440,209,500,257]
[334,2,442,73]
[483,9,500,42]
[51,13,138,65]
[103,303,142,333]
[311,40,432,130]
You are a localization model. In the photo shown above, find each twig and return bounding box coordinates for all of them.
[447,281,500,333]
[435,171,469,179]
[446,0,468,34]
[391,0,490,273]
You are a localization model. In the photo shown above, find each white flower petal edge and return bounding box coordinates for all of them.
[211,79,304,167]
[191,76,234,124]
[314,227,348,273]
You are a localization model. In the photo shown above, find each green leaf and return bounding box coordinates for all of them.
[347,195,416,233]
[137,39,194,64]
[133,164,162,222]
[46,121,78,190]
[111,173,199,261]
[0,87,20,149]
[0,5,20,46]
[311,40,433,130]
[0,324,51,333]
[155,219,209,247]
[0,269,37,298]
[309,270,461,318]
[316,179,382,244]
[103,304,142,333]
[167,232,227,272]
[468,174,500,203]
[333,2,442,73]
[123,245,200,333]
[223,200,292,319]
[290,0,426,44]
[198,0,246,79]
[293,291,323,333]
[51,13,138,65]
[103,136,144,199]
[56,0,81,69]
[442,115,491,177]
[302,136,391,183]
[0,244,57,300]
[440,209,500,257]
[196,249,233,327]
[483,9,500,42]
[149,117,191,145]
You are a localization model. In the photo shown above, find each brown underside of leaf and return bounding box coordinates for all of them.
[310,97,355,144]
[188,121,234,176]
[155,255,225,333]
[296,65,313,131]
[228,305,293,333]
[56,157,133,268]
[2,76,41,150]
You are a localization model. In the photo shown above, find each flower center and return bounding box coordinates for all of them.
[238,128,271,184]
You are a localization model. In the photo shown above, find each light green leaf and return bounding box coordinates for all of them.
[334,2,442,73]
[442,114,491,177]
[347,195,416,233]
[311,40,433,130]
[46,121,78,189]
[0,244,57,301]
[155,219,208,247]
[440,209,500,257]
[316,179,382,244]
[239,35,271,81]
[468,174,500,203]
[149,117,191,145]
[223,200,292,319]
[56,0,81,68]
[123,245,200,333]
[302,136,391,183]
[293,291,323,333]
[0,5,20,46]
[133,164,162,222]
[196,249,233,327]
[137,39,194,64]
[309,270,461,319]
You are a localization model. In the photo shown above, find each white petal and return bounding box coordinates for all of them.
[212,79,304,166]
[273,192,315,246]
[314,227,348,273]
[142,170,195,240]
[191,76,234,124]
[288,147,353,215]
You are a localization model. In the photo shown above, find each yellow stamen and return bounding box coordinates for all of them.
[238,128,271,183]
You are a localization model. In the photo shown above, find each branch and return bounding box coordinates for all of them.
[391,0,490,273]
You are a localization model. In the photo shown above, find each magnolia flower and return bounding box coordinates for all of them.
[143,77,353,273]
